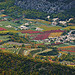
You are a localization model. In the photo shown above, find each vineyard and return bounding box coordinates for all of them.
[0,30,19,34]
[48,32,63,37]
[20,30,43,34]
[0,21,20,27]
[34,33,50,40]
[58,46,75,54]
[44,30,64,33]
[40,26,62,31]
[64,26,75,30]
[25,19,51,25]
[58,46,75,50]
[0,0,75,73]
[0,35,10,41]
[0,27,7,31]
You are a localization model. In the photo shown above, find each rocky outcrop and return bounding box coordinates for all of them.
[15,0,75,13]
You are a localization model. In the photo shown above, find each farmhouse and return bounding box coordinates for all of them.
[25,23,29,26]
[52,18,59,21]
[52,21,57,26]
[20,25,29,30]
[59,21,67,25]
[4,18,8,20]
[36,27,43,31]
[6,25,12,28]
[47,16,50,19]
[67,18,74,22]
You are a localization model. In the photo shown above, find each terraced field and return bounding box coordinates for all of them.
[63,26,75,30]
[40,26,62,31]
[0,35,10,41]
[48,32,63,37]
[23,48,42,56]
[58,46,75,55]
[0,30,19,34]
[1,48,21,54]
[0,21,20,27]
[25,18,51,25]
[33,49,52,57]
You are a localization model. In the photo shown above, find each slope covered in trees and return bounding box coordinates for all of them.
[0,0,75,20]
[46,0,74,3]
[0,51,75,75]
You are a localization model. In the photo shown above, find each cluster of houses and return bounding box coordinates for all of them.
[53,30,75,43]
[51,17,74,26]
[0,14,8,21]
[32,30,75,45]
[19,22,44,31]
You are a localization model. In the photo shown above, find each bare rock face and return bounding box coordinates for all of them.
[15,0,75,13]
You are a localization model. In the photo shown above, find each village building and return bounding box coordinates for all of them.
[20,25,29,30]
[47,16,50,19]
[67,18,74,22]
[52,18,59,22]
[25,23,29,26]
[59,21,67,25]
[6,25,12,28]
[36,27,43,31]
[52,21,58,26]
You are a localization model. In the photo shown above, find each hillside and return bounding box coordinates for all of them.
[15,0,75,13]
[0,51,75,75]
[0,0,75,75]
[0,0,75,20]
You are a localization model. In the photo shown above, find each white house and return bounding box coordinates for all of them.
[6,25,12,28]
[20,25,29,30]
[47,16,50,19]
[52,21,57,26]
[4,18,8,20]
[67,18,74,22]
[36,27,43,31]
[25,23,29,26]
[52,18,59,22]
[30,22,32,23]
[59,21,67,25]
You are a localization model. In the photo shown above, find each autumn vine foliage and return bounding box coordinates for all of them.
[58,46,75,52]
[0,51,75,75]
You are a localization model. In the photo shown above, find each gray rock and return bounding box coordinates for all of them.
[15,0,75,13]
